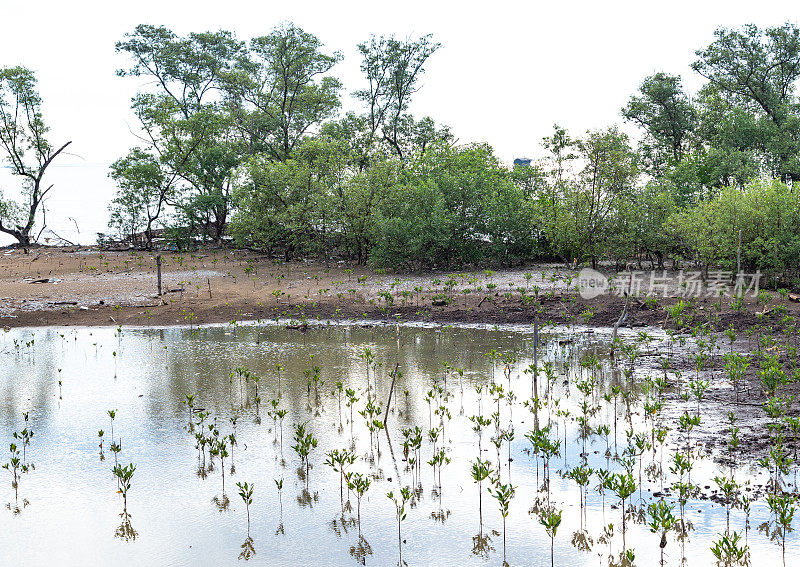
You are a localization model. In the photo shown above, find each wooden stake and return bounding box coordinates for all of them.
[383,363,400,427]
[156,255,162,296]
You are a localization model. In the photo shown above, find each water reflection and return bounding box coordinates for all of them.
[0,322,796,565]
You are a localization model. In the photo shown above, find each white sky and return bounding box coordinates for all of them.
[0,0,796,244]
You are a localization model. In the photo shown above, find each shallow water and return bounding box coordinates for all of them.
[0,323,795,566]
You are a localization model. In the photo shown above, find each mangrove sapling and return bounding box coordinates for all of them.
[108,409,117,446]
[110,439,123,485]
[669,452,693,537]
[252,374,261,422]
[503,427,515,480]
[3,442,30,511]
[469,414,492,458]
[488,477,516,566]
[710,531,750,567]
[428,447,450,494]
[471,458,492,534]
[767,492,796,565]
[678,411,701,481]
[291,422,318,485]
[401,427,423,487]
[346,472,371,534]
[211,437,231,507]
[268,399,280,443]
[184,394,195,429]
[387,486,412,566]
[15,413,33,467]
[112,462,135,515]
[371,419,385,457]
[228,432,238,474]
[538,505,562,567]
[647,499,677,566]
[98,430,105,460]
[689,378,709,418]
[325,448,357,504]
[345,388,359,444]
[611,472,636,551]
[236,481,254,535]
[714,475,740,535]
[568,464,593,530]
[595,469,613,519]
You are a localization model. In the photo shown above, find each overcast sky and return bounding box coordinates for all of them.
[0,0,795,244]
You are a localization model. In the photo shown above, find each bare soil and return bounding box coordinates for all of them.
[1,247,797,333]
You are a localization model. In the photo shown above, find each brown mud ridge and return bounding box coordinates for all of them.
[1,247,796,334]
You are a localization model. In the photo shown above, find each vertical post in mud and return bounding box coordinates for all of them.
[383,363,400,427]
[156,254,162,296]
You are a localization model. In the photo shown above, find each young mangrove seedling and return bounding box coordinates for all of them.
[346,472,371,534]
[236,481,254,535]
[387,486,412,566]
[3,442,30,512]
[488,479,515,566]
[710,531,749,567]
[647,498,677,566]
[112,462,136,515]
[471,458,492,533]
[291,422,318,484]
[325,448,357,504]
[539,505,562,567]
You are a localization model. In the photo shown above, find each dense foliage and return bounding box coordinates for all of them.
[104,21,800,287]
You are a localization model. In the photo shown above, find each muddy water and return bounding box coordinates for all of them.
[0,323,794,566]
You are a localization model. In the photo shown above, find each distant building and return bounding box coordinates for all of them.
[513,157,532,168]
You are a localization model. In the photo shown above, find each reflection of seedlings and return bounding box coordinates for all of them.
[274,478,285,535]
